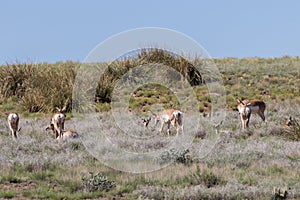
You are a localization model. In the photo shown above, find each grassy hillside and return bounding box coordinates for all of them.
[0,54,299,199]
[0,55,299,116]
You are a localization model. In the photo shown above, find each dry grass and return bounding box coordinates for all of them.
[0,62,77,113]
[0,55,299,199]
[0,100,299,199]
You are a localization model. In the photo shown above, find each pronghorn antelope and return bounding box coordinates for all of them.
[237,99,266,130]
[7,113,20,139]
[281,116,299,130]
[46,106,67,140]
[238,99,266,121]
[237,100,251,130]
[45,123,78,141]
[151,109,183,136]
[57,130,78,141]
[285,116,297,127]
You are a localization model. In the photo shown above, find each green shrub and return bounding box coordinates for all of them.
[158,148,192,165]
[82,172,116,192]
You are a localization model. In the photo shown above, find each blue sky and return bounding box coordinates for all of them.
[1,0,300,64]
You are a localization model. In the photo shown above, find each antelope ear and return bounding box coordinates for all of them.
[246,102,251,106]
[289,116,292,120]
[61,105,67,112]
[237,99,244,105]
[62,97,69,112]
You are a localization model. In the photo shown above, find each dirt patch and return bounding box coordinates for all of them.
[0,180,35,199]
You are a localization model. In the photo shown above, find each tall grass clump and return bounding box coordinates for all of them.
[1,49,204,113]
[1,55,299,113]
[137,48,203,86]
[0,62,34,98]
[0,62,78,112]
[95,49,203,104]
[21,62,77,112]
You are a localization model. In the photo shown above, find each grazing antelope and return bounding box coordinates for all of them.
[237,100,251,130]
[7,113,20,139]
[151,109,183,136]
[46,123,78,141]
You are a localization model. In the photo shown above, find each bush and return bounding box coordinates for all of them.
[190,165,227,188]
[158,148,192,165]
[82,172,116,192]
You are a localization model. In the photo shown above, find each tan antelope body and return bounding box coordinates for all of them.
[57,130,78,140]
[152,109,183,136]
[46,105,67,140]
[237,99,266,130]
[46,123,78,141]
[52,111,65,139]
[45,120,78,141]
[7,113,20,139]
[237,101,251,130]
[241,99,266,121]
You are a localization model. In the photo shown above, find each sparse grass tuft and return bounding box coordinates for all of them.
[0,190,16,199]
[190,165,227,188]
